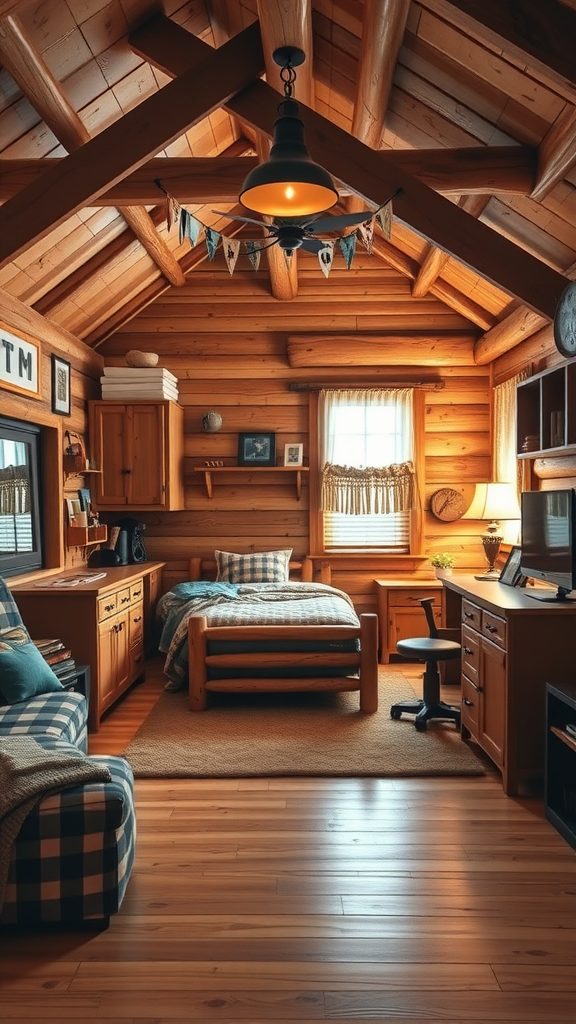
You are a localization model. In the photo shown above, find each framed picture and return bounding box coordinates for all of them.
[51,354,71,415]
[77,487,91,512]
[65,497,81,523]
[238,432,276,466]
[499,545,527,587]
[0,321,41,400]
[284,443,303,467]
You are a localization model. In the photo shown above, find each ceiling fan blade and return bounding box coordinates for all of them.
[307,209,375,234]
[300,238,326,254]
[210,210,272,230]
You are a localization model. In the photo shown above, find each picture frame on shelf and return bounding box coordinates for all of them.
[77,487,91,513]
[51,355,71,415]
[237,432,276,466]
[499,545,528,588]
[284,443,303,467]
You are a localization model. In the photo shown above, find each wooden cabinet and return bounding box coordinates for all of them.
[89,400,184,510]
[11,563,164,732]
[545,681,576,851]
[375,579,445,663]
[443,575,576,795]
[516,359,576,458]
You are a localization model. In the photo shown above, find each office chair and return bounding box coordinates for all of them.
[390,597,462,731]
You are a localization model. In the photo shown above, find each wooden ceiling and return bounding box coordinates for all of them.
[1,0,575,363]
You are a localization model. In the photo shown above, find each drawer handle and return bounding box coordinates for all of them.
[485,624,498,634]
[464,611,474,619]
[121,596,130,604]
[463,698,475,707]
[463,646,474,656]
[133,589,142,597]
[104,602,114,612]
[113,622,124,633]
[133,616,142,623]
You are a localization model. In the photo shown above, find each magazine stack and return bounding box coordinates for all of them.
[100,366,179,401]
[33,638,77,687]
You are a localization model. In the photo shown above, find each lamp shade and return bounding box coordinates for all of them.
[240,98,338,217]
[462,482,521,522]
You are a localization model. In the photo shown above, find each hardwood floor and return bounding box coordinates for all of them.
[2,657,576,1022]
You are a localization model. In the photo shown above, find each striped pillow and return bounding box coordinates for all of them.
[215,549,293,584]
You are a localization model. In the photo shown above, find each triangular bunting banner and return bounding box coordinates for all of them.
[205,227,220,261]
[317,242,334,278]
[223,237,241,275]
[339,233,357,270]
[245,240,261,271]
[166,194,180,232]
[182,211,202,248]
[376,201,392,239]
[357,217,375,255]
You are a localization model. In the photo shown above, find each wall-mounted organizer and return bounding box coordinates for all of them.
[516,358,576,458]
[66,524,108,548]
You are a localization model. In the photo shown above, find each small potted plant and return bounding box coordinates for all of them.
[430,552,455,578]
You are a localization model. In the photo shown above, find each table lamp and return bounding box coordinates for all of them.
[462,482,521,581]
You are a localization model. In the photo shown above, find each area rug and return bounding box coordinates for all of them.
[122,670,486,778]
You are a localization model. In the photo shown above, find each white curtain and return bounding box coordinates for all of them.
[494,370,528,543]
[319,388,415,514]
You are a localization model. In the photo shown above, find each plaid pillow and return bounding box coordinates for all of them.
[215,549,293,584]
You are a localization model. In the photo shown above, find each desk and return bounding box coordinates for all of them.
[374,579,445,663]
[442,575,576,795]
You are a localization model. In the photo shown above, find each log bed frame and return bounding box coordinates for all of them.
[186,556,379,713]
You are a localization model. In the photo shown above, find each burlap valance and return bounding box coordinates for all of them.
[321,461,415,515]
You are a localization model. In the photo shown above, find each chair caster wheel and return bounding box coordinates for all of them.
[415,719,427,732]
[390,708,402,720]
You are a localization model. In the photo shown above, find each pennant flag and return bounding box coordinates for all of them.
[357,217,375,254]
[166,194,180,232]
[181,212,202,247]
[223,236,241,275]
[317,241,334,278]
[245,239,261,272]
[205,226,220,261]
[179,208,189,245]
[339,233,357,270]
[376,201,392,238]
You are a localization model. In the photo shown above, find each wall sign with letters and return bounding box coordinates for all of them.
[0,322,41,399]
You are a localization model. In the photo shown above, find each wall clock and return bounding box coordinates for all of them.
[554,281,576,358]
[430,488,466,522]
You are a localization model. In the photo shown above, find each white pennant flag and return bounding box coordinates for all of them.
[376,202,392,239]
[245,240,261,271]
[317,242,334,278]
[223,237,241,275]
[357,217,375,254]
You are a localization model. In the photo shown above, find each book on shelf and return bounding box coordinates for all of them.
[51,658,77,680]
[44,648,72,666]
[102,366,178,383]
[33,638,66,656]
[100,390,179,401]
[566,723,576,739]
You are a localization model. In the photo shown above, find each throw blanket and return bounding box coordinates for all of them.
[0,736,112,911]
[157,580,360,689]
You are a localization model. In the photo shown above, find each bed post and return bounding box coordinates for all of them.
[359,613,379,713]
[189,614,209,711]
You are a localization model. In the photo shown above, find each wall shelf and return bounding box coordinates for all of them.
[66,524,108,547]
[517,359,576,459]
[64,454,102,476]
[194,465,309,500]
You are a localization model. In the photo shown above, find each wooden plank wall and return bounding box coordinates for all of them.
[98,252,494,616]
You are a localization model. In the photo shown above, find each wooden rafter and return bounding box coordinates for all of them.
[412,196,488,298]
[532,105,576,202]
[0,15,184,288]
[0,22,265,269]
[352,0,411,148]
[131,15,566,321]
[0,148,535,204]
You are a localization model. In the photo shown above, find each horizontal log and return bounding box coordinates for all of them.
[205,677,361,692]
[425,432,491,457]
[204,652,360,668]
[287,335,477,367]
[0,146,536,203]
[425,455,491,482]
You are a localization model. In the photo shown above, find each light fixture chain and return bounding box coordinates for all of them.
[280,62,296,99]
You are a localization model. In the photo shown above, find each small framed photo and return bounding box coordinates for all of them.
[51,354,71,415]
[77,487,91,512]
[65,497,79,523]
[238,432,276,466]
[284,443,303,467]
[499,545,527,587]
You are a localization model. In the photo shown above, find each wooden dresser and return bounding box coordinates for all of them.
[11,563,164,732]
[442,575,576,795]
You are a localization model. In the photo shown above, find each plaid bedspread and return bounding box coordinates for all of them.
[157,581,360,687]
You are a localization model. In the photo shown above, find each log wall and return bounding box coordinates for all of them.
[96,252,495,616]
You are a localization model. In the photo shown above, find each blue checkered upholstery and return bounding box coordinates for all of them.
[0,691,88,752]
[0,576,24,633]
[1,739,135,925]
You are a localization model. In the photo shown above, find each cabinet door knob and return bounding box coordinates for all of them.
[463,646,473,655]
[122,468,132,475]
[485,624,497,634]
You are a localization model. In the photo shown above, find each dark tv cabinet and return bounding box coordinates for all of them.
[545,681,576,852]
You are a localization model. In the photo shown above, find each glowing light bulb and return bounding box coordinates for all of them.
[284,185,295,200]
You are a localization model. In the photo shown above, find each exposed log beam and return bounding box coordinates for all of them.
[0,288,103,376]
[131,16,562,318]
[425,0,576,91]
[428,280,497,332]
[352,0,410,148]
[412,195,489,297]
[0,147,535,204]
[532,105,576,202]
[0,14,184,288]
[287,334,477,367]
[0,22,264,269]
[474,306,549,365]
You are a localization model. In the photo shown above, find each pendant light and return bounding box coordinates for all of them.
[240,46,338,218]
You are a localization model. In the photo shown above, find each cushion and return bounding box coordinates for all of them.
[215,548,293,584]
[0,576,24,633]
[0,626,64,705]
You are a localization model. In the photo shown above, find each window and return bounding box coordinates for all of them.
[493,371,527,545]
[318,389,415,552]
[0,416,43,577]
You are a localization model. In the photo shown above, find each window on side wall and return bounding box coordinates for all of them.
[0,416,43,577]
[316,388,417,553]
